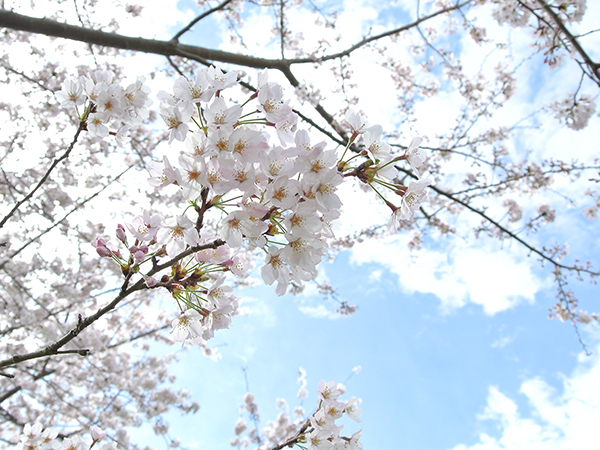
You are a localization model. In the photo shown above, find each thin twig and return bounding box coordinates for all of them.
[0,164,135,268]
[171,0,235,42]
[287,0,474,64]
[0,121,85,230]
[0,62,53,92]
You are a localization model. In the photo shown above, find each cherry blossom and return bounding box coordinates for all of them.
[171,309,205,342]
[160,103,193,143]
[156,215,199,257]
[55,79,85,109]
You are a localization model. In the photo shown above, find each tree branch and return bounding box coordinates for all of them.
[0,62,53,92]
[0,120,85,230]
[0,10,288,70]
[171,0,235,42]
[397,166,599,277]
[534,0,600,85]
[0,3,474,70]
[0,164,135,269]
[0,5,473,147]
[284,0,474,64]
[0,239,225,370]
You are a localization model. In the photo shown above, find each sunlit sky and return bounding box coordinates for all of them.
[18,0,600,448]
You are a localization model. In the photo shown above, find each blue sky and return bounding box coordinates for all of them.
[147,238,599,450]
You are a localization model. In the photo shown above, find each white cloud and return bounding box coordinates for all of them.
[491,330,519,349]
[369,268,383,282]
[239,295,277,328]
[294,267,344,320]
[349,235,544,315]
[451,341,600,450]
[297,304,342,320]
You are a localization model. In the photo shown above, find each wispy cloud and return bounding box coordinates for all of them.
[298,304,342,320]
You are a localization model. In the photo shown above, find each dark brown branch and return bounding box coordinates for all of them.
[0,321,169,403]
[0,10,350,144]
[0,3,474,70]
[535,0,600,85]
[0,10,288,70]
[293,108,346,147]
[0,6,473,146]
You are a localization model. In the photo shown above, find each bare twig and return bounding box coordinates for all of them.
[0,164,135,269]
[287,0,474,64]
[0,121,85,230]
[0,62,53,91]
[171,0,235,42]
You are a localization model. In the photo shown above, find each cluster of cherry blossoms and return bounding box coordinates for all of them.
[16,423,113,450]
[232,375,362,450]
[58,65,429,346]
[56,70,152,142]
[300,380,363,450]
[491,0,589,71]
[550,93,596,131]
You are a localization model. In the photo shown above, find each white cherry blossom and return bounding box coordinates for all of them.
[171,309,205,342]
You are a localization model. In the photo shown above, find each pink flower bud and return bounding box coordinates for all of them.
[95,237,107,247]
[96,246,112,258]
[116,224,127,244]
[138,244,149,254]
[145,276,158,288]
[90,426,106,442]
[133,250,145,262]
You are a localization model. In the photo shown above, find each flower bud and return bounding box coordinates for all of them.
[96,246,112,258]
[116,224,127,244]
[90,426,106,442]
